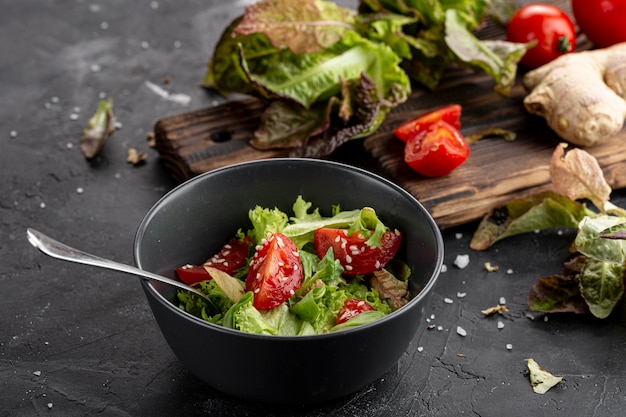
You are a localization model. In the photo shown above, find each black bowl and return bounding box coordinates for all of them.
[134,158,443,404]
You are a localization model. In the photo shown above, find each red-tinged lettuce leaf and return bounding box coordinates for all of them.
[80,99,115,159]
[289,73,385,157]
[579,257,625,319]
[369,268,409,309]
[599,222,626,240]
[233,0,356,54]
[528,275,589,315]
[528,255,589,314]
[250,99,334,150]
[550,143,611,212]
[470,191,595,251]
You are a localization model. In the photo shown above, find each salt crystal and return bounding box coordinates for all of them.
[443,298,453,304]
[39,202,46,209]
[455,233,463,239]
[141,41,150,49]
[497,320,504,330]
[430,314,435,320]
[100,21,109,30]
[506,344,513,350]
[90,64,101,73]
[69,113,79,120]
[453,254,470,269]
[437,325,443,331]
[499,297,507,305]
[506,269,514,275]
[76,187,84,194]
[51,96,60,104]
[456,326,467,337]
[441,264,448,273]
[417,347,424,352]
[33,371,41,376]
[457,292,467,298]
[47,403,53,409]
[9,130,17,138]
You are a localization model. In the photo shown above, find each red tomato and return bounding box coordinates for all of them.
[506,4,576,68]
[393,104,462,143]
[571,0,626,48]
[176,237,251,285]
[336,298,376,325]
[245,232,302,310]
[314,228,402,275]
[403,120,470,177]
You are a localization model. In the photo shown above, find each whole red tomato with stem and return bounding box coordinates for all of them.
[506,4,576,69]
[571,0,626,48]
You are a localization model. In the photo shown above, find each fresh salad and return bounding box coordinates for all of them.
[175,196,411,335]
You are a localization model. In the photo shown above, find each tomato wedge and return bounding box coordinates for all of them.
[336,298,375,325]
[314,228,402,275]
[404,119,470,177]
[393,104,462,143]
[175,237,251,285]
[245,232,303,310]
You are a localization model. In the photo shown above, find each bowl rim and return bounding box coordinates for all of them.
[134,158,444,340]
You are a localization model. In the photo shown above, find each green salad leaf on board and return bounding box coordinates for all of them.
[203,0,529,157]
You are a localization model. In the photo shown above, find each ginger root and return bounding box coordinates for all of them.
[523,42,626,147]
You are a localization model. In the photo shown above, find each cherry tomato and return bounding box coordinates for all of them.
[314,228,402,275]
[506,4,576,68]
[403,120,470,177]
[176,237,252,285]
[393,104,462,143]
[245,232,302,310]
[335,298,376,325]
[571,0,626,48]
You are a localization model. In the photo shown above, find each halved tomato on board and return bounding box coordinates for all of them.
[245,232,303,310]
[393,104,462,143]
[176,237,251,285]
[313,228,402,275]
[404,119,470,178]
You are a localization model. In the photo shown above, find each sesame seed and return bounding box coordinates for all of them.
[292,251,299,257]
[224,244,232,249]
[357,300,365,307]
[278,261,284,267]
[345,255,352,264]
[345,265,353,271]
[334,235,341,243]
[349,245,359,252]
[375,260,381,269]
[222,250,230,256]
[254,288,260,293]
[289,289,295,295]
[276,236,285,248]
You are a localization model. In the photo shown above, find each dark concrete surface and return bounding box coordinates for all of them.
[2,1,626,416]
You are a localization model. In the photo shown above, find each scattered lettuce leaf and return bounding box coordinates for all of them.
[578,257,625,319]
[550,143,611,212]
[470,191,594,251]
[575,216,626,264]
[80,99,115,159]
[527,358,563,395]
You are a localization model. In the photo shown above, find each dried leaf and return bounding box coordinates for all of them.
[465,128,516,145]
[80,99,115,159]
[527,358,563,394]
[233,0,355,54]
[481,304,508,315]
[203,266,245,303]
[126,148,147,165]
[550,143,611,211]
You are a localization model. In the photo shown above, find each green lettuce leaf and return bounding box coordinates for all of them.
[575,215,626,264]
[248,205,289,244]
[470,192,594,251]
[579,258,625,319]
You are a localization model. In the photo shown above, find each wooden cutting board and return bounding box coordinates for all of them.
[153,1,626,229]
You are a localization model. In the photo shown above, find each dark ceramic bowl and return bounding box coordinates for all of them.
[134,158,443,404]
